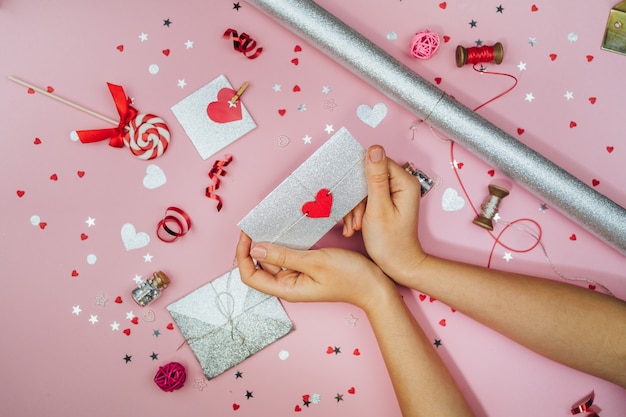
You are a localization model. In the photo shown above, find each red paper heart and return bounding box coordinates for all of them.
[434,77,442,85]
[549,53,557,61]
[443,35,450,43]
[451,308,457,313]
[569,121,577,128]
[531,4,538,11]
[39,222,47,229]
[588,284,596,291]
[302,189,332,218]
[293,85,301,92]
[517,128,525,135]
[47,86,54,93]
[569,234,577,241]
[77,171,85,178]
[116,44,124,52]
[166,323,174,330]
[123,328,131,335]
[291,58,299,65]
[131,317,139,325]
[588,97,597,104]
[27,88,35,94]
[80,233,88,240]
[162,49,170,56]
[294,45,302,52]
[34,137,42,144]
[278,109,286,116]
[419,294,426,301]
[71,270,79,277]
[592,179,600,187]
[439,2,447,9]
[115,296,123,303]
[606,146,614,153]
[439,319,447,326]
[353,348,360,356]
[302,394,310,402]
[348,387,356,394]
[487,169,495,177]
[294,405,302,412]
[207,88,242,123]
[50,173,58,181]
[326,346,334,354]
[429,296,436,302]
[586,55,594,62]
[233,404,240,411]
[16,190,25,197]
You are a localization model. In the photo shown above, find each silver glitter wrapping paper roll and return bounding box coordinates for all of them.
[238,127,367,249]
[167,268,293,380]
[247,0,626,256]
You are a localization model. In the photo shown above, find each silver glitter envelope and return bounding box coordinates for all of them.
[170,74,256,160]
[238,127,367,250]
[166,268,293,380]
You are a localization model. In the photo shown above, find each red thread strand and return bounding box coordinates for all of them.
[465,45,497,65]
[206,154,233,212]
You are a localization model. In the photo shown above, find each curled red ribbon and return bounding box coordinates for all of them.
[74,83,138,147]
[571,392,599,416]
[223,29,263,59]
[206,154,233,212]
[157,207,192,243]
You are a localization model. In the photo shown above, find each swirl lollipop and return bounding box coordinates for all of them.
[8,77,170,160]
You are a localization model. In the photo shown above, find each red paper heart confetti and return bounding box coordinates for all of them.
[348,387,356,394]
[586,55,594,62]
[588,97,597,104]
[569,121,577,128]
[487,169,495,177]
[419,294,426,301]
[439,319,447,327]
[326,346,334,354]
[434,77,442,85]
[589,284,596,290]
[123,328,131,336]
[233,403,240,411]
[569,234,577,241]
[429,296,437,302]
[353,348,360,356]
[291,58,299,65]
[293,85,301,92]
[16,190,25,197]
[80,233,88,240]
[592,179,600,187]
[115,296,123,303]
[77,171,85,178]
[162,49,170,56]
[46,86,54,93]
[517,128,525,135]
[302,189,333,218]
[443,35,450,43]
[50,173,58,181]
[71,270,79,277]
[278,109,286,116]
[606,146,614,153]
[166,323,174,330]
[302,394,310,402]
[34,137,42,144]
[131,317,139,325]
[27,88,35,94]
[439,2,447,9]
[531,4,539,11]
[39,222,47,229]
[294,405,302,412]
[549,53,557,61]
[116,44,124,52]
[294,45,302,52]
[207,88,243,123]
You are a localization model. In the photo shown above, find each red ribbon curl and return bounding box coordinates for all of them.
[223,29,263,59]
[206,154,233,212]
[74,83,138,148]
[157,207,192,243]
[571,392,599,417]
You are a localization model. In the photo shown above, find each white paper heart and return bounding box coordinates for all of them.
[441,188,465,211]
[143,164,167,189]
[121,223,150,251]
[356,103,388,128]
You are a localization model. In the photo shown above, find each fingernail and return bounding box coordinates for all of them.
[369,147,384,163]
[342,222,348,236]
[250,245,267,260]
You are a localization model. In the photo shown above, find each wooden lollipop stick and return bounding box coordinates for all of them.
[7,76,118,126]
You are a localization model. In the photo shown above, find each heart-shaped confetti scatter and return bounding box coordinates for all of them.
[27,88,35,94]
[302,189,333,218]
[326,346,334,354]
[123,328,131,335]
[115,296,123,303]
[569,234,577,241]
[50,173,58,181]
[120,223,150,251]
[80,233,88,240]
[441,188,465,211]
[166,323,174,330]
[117,44,124,52]
[356,103,388,128]
[46,86,54,93]
[592,179,600,187]
[439,2,447,9]
[131,317,139,325]
[353,348,360,356]
[143,164,167,189]
[278,109,286,116]
[589,284,596,291]
[276,135,290,147]
[71,270,79,277]
[293,85,301,92]
[16,190,25,197]
[232,404,240,411]
[588,97,597,104]
[531,4,538,11]
[569,121,577,128]
[443,35,450,43]
[586,55,594,62]
[294,45,302,52]
[434,77,442,85]
[142,310,155,322]
[429,296,437,302]
[77,171,85,178]
[487,169,495,177]
[34,137,42,144]
[549,53,557,61]
[439,319,447,327]
[207,88,243,123]
[419,294,426,301]
[606,146,614,153]
[294,405,302,412]
[348,387,356,394]
[517,128,525,135]
[162,49,170,56]
[291,58,299,65]
[39,222,47,229]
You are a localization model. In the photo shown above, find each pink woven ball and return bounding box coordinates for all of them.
[410,30,440,59]
[154,362,186,392]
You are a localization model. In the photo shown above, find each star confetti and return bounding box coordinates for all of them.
[345,314,358,327]
[235,370,243,379]
[110,321,120,331]
[85,217,96,227]
[233,2,242,10]
[123,354,132,363]
[95,294,108,307]
[153,329,161,337]
[434,339,442,348]
[88,314,99,325]
[245,390,253,399]
[503,252,513,262]
[72,305,82,315]
[194,378,207,391]
[139,32,148,42]
[185,40,194,49]
[150,352,159,361]
[143,253,153,262]
[334,393,344,402]
[163,18,172,27]
[324,124,334,134]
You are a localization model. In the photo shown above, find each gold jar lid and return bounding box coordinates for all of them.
[152,271,170,288]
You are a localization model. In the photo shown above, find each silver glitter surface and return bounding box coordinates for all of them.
[247,0,626,255]
[166,268,294,380]
[238,127,367,249]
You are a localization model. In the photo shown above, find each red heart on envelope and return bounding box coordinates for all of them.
[206,88,243,123]
[302,189,332,218]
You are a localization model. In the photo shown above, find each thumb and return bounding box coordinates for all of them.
[365,145,392,214]
[250,242,313,273]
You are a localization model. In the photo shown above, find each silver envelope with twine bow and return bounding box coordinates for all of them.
[166,268,293,380]
[238,127,367,250]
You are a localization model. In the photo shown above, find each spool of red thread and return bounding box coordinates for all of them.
[154,362,186,392]
[456,42,504,67]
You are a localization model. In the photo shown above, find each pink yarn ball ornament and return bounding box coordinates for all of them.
[410,30,440,59]
[154,362,186,392]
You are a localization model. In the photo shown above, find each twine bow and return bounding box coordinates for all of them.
[74,83,138,147]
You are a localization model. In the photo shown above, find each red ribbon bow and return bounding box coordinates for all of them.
[74,83,138,147]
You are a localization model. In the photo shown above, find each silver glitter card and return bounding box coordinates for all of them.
[238,127,367,250]
[166,268,294,380]
[171,74,257,160]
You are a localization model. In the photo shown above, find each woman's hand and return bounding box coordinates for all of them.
[236,232,396,312]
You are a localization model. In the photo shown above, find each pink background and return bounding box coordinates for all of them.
[1,1,625,416]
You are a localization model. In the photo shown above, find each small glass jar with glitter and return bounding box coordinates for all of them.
[132,271,170,306]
